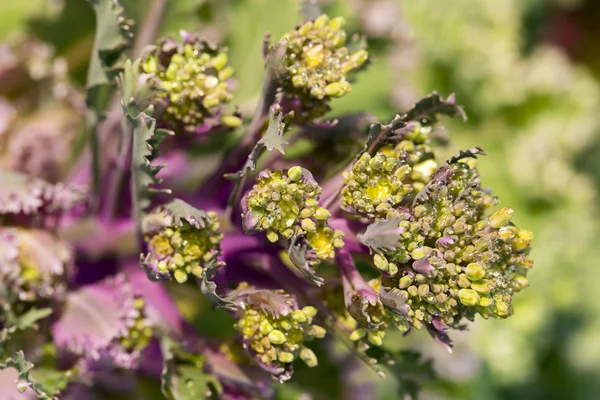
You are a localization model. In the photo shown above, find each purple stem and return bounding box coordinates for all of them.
[198,71,279,212]
[336,249,376,296]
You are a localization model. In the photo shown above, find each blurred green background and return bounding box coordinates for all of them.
[4,0,600,398]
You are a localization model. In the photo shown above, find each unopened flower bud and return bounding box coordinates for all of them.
[489,207,514,229]
[458,289,480,306]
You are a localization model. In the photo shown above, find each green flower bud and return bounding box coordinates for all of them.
[291,310,307,323]
[350,49,368,68]
[287,166,303,182]
[221,115,243,128]
[310,325,327,338]
[489,207,514,229]
[266,231,279,243]
[350,328,366,341]
[324,82,347,97]
[399,275,413,289]
[301,218,317,232]
[212,52,228,70]
[299,347,318,367]
[367,330,384,346]
[268,330,286,345]
[465,263,486,280]
[302,306,318,318]
[259,320,274,335]
[373,253,389,272]
[313,207,331,220]
[314,15,330,29]
[458,289,480,306]
[173,269,188,284]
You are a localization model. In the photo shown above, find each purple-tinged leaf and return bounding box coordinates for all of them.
[231,288,297,318]
[0,170,85,218]
[425,320,453,353]
[403,92,467,124]
[287,235,325,287]
[200,259,237,312]
[52,275,151,370]
[447,147,486,164]
[412,258,434,276]
[359,217,405,253]
[436,236,455,248]
[379,286,410,317]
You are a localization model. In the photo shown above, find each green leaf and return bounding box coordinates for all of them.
[225,107,288,208]
[383,350,437,400]
[0,352,74,399]
[0,306,52,348]
[160,199,213,230]
[359,217,404,253]
[159,336,221,400]
[128,108,172,228]
[258,110,287,153]
[14,308,52,331]
[447,147,486,164]
[360,92,467,157]
[200,259,237,312]
[117,58,171,228]
[225,107,287,183]
[29,368,74,397]
[403,92,467,124]
[86,0,133,91]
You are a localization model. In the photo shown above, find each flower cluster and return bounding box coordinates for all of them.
[141,204,223,283]
[141,32,241,134]
[232,288,325,379]
[368,158,533,330]
[242,166,344,264]
[341,151,413,220]
[277,14,368,119]
[379,123,439,191]
[0,6,539,398]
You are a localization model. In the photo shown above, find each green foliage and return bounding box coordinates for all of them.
[86,0,133,91]
[0,352,73,399]
[159,336,221,400]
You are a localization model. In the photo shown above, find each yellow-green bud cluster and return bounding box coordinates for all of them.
[235,304,324,370]
[376,161,533,329]
[243,167,344,264]
[120,296,153,352]
[143,211,223,283]
[141,35,240,133]
[379,123,438,192]
[341,152,413,220]
[279,15,368,118]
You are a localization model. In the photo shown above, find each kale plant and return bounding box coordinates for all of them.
[0,1,534,399]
